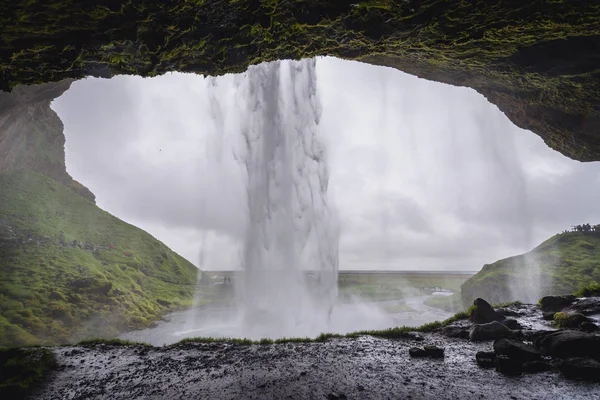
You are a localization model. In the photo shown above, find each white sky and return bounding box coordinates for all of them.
[51,57,600,271]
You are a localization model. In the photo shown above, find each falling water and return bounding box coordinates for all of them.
[234,59,339,339]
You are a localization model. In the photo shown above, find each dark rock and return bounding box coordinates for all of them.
[409,347,427,358]
[470,321,513,342]
[494,338,541,362]
[495,355,523,376]
[470,298,505,324]
[523,361,553,373]
[327,393,347,400]
[496,308,520,317]
[553,312,593,328]
[503,319,522,330]
[440,326,470,339]
[542,311,556,321]
[539,295,576,312]
[580,321,598,333]
[423,345,444,358]
[558,357,600,381]
[568,297,600,316]
[475,351,496,368]
[536,330,600,360]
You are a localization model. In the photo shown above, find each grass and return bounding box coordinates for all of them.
[461,231,600,307]
[0,1,599,159]
[0,347,56,398]
[0,170,199,347]
[574,282,600,297]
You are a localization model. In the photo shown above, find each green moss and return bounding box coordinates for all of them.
[0,1,599,159]
[553,311,589,328]
[462,231,600,306]
[0,171,199,346]
[574,282,600,297]
[0,347,56,398]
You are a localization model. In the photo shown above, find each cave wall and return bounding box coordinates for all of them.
[0,81,95,203]
[0,0,599,160]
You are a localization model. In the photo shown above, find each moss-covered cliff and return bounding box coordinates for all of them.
[461,231,600,306]
[0,171,198,346]
[1,0,599,160]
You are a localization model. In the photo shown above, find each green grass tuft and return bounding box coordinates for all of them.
[0,347,56,398]
[574,283,600,297]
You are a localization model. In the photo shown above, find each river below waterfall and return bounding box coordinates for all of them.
[120,293,454,346]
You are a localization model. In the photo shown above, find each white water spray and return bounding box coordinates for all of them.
[233,59,339,339]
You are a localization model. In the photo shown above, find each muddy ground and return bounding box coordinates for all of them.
[33,303,599,400]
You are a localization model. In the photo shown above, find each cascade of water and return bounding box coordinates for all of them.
[231,59,339,339]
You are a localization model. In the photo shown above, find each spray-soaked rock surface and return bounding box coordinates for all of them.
[34,303,599,400]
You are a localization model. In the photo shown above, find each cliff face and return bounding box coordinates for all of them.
[0,80,95,203]
[0,0,599,161]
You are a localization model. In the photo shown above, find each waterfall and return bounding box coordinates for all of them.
[219,59,339,339]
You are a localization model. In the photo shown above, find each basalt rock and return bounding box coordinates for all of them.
[495,355,523,376]
[470,298,505,325]
[469,321,515,342]
[540,295,577,312]
[535,330,600,360]
[493,338,541,363]
[475,351,496,368]
[558,357,600,382]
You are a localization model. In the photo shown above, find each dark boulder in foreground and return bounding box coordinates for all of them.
[470,298,506,324]
[409,346,444,359]
[495,355,523,376]
[539,295,576,312]
[536,330,600,360]
[475,351,496,368]
[558,358,600,382]
[470,321,514,342]
[494,338,541,362]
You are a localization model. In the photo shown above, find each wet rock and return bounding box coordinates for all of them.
[470,298,505,324]
[523,361,553,373]
[503,319,522,330]
[542,311,556,321]
[327,393,347,400]
[536,330,600,360]
[558,357,600,382]
[475,351,496,368]
[580,321,598,333]
[440,326,470,339]
[495,355,523,376]
[409,347,427,358]
[469,321,513,342]
[568,297,600,316]
[539,295,576,312]
[494,338,541,362]
[553,312,593,328]
[423,345,444,358]
[496,308,520,317]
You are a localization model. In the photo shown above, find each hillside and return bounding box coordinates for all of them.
[0,171,198,346]
[461,231,600,306]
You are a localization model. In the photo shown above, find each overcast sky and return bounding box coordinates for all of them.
[51,57,600,271]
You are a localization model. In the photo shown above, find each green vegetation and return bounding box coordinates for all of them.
[0,1,599,160]
[0,170,198,346]
[0,347,56,398]
[553,311,590,328]
[574,282,600,297]
[462,231,600,307]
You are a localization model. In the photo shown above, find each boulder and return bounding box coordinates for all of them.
[523,361,553,373]
[470,321,513,342]
[558,357,600,381]
[535,330,600,360]
[470,298,505,324]
[503,319,522,330]
[539,295,576,312]
[440,326,470,339]
[494,338,541,362]
[568,297,600,316]
[495,355,523,376]
[553,312,593,328]
[580,321,598,333]
[475,351,496,368]
[409,347,427,358]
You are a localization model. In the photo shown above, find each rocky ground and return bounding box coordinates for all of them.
[31,298,600,400]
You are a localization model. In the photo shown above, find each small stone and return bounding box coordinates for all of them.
[475,351,496,368]
[423,345,444,358]
[409,347,427,358]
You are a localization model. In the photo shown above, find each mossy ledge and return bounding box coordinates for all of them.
[1,0,599,160]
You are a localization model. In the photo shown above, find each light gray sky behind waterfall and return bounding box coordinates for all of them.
[51,57,600,271]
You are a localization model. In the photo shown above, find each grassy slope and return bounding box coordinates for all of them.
[0,1,599,160]
[461,231,600,306]
[0,171,198,346]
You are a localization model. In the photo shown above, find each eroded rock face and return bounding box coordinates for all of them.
[0,1,599,160]
[0,81,95,203]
